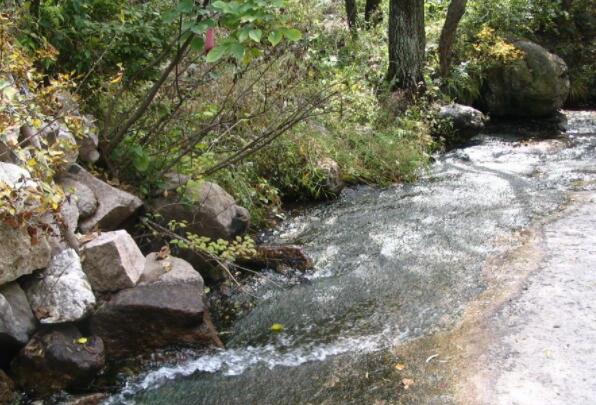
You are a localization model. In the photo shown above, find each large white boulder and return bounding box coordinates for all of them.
[23,249,96,324]
[81,230,144,292]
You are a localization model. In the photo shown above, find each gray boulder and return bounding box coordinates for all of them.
[23,249,95,324]
[81,230,144,292]
[316,158,345,197]
[91,253,221,358]
[438,104,487,146]
[0,223,51,286]
[0,283,36,347]
[10,325,104,397]
[481,40,570,118]
[151,180,250,240]
[57,176,98,220]
[62,164,142,233]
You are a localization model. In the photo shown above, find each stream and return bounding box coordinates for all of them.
[108,110,596,404]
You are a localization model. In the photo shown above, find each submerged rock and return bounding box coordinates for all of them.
[62,164,142,233]
[23,249,96,324]
[151,180,250,240]
[438,104,487,146]
[10,325,104,397]
[81,230,144,292]
[481,40,569,118]
[0,283,36,348]
[91,253,221,358]
[241,245,315,272]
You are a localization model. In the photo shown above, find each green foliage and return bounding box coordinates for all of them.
[18,0,173,93]
[167,219,257,262]
[443,0,596,106]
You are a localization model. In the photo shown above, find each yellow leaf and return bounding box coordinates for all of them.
[75,337,88,344]
[270,323,284,333]
[394,363,406,370]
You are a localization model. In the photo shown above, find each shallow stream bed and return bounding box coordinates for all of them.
[109,111,596,405]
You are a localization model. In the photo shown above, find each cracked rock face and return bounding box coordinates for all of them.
[23,249,96,324]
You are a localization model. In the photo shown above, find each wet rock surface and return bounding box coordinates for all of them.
[463,194,596,404]
[10,325,105,397]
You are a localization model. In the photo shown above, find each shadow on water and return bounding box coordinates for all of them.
[111,111,596,405]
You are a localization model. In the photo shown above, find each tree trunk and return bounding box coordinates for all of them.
[364,0,382,25]
[386,0,426,92]
[345,0,358,30]
[438,0,467,77]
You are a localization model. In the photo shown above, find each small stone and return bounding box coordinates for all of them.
[81,230,144,292]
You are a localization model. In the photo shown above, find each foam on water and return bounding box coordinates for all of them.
[108,329,393,404]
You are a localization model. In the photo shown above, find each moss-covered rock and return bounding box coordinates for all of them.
[481,41,570,118]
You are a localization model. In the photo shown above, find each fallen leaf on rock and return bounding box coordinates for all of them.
[75,337,88,345]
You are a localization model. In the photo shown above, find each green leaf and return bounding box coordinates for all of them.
[229,42,245,60]
[205,45,227,62]
[133,152,150,173]
[178,0,194,13]
[284,28,302,42]
[248,29,262,42]
[190,36,205,51]
[268,30,283,47]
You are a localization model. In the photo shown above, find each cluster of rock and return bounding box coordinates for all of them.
[0,162,224,399]
[0,105,253,401]
[436,41,570,147]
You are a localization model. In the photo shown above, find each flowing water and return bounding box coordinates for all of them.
[108,111,596,404]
